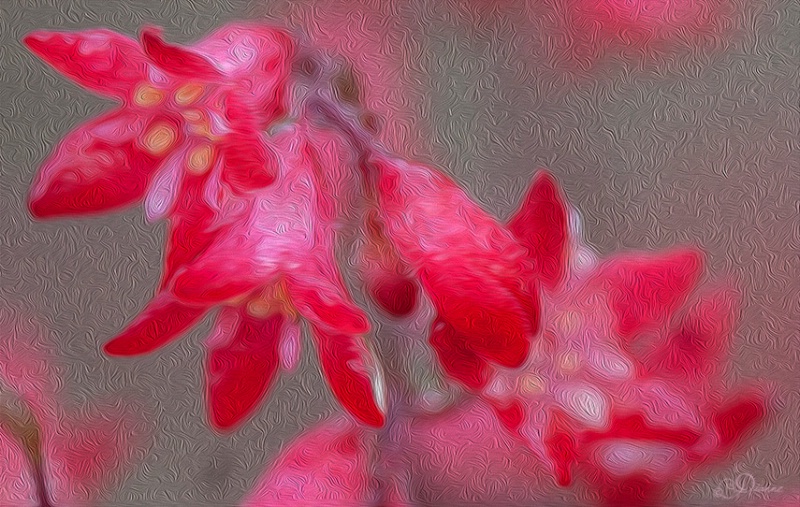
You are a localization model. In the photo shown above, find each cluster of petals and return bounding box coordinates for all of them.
[24,24,387,430]
[245,170,772,507]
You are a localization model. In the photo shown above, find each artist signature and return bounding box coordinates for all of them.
[710,472,783,500]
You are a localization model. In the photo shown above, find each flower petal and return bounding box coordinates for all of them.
[711,391,767,451]
[599,248,704,340]
[218,129,279,193]
[312,325,385,427]
[159,170,222,290]
[360,211,418,317]
[206,308,283,430]
[140,27,223,80]
[24,29,150,100]
[428,319,489,390]
[644,286,739,381]
[371,156,538,366]
[103,292,208,356]
[507,170,569,291]
[242,416,371,506]
[28,109,183,218]
[286,250,370,336]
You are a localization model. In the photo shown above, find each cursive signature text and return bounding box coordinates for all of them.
[711,472,783,500]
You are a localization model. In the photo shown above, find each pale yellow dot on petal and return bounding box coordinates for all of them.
[521,374,546,395]
[175,83,205,106]
[247,298,274,319]
[187,145,214,175]
[182,109,204,122]
[142,123,177,156]
[133,84,164,107]
[560,351,579,375]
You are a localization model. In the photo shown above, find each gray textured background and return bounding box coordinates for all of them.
[1,0,798,506]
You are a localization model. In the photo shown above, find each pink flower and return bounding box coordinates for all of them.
[103,123,386,430]
[0,309,146,507]
[474,170,772,505]
[366,154,549,393]
[246,170,774,507]
[24,23,294,219]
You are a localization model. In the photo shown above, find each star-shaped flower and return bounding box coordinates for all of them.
[103,123,386,430]
[24,23,294,219]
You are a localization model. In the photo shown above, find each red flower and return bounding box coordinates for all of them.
[0,310,146,507]
[247,170,774,507]
[103,124,386,430]
[476,171,772,505]
[366,154,547,392]
[24,23,294,219]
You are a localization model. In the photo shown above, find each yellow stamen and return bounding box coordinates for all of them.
[187,145,214,175]
[133,84,164,107]
[142,123,177,156]
[174,83,205,106]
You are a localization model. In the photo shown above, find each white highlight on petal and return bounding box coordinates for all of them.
[589,346,634,380]
[558,383,608,429]
[593,440,683,479]
[144,149,183,222]
[279,322,301,372]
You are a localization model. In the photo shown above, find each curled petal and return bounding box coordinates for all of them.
[24,29,150,100]
[103,292,208,356]
[28,109,182,218]
[140,27,223,80]
[371,156,538,369]
[507,170,569,291]
[428,319,489,390]
[312,326,385,427]
[206,308,284,430]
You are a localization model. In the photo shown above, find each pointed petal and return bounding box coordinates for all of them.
[140,28,223,80]
[600,248,705,340]
[206,309,283,430]
[28,109,183,218]
[645,287,739,380]
[312,325,385,427]
[24,29,150,100]
[103,292,207,356]
[242,416,371,506]
[507,170,569,290]
[712,392,767,451]
[371,156,538,357]
[287,254,370,337]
